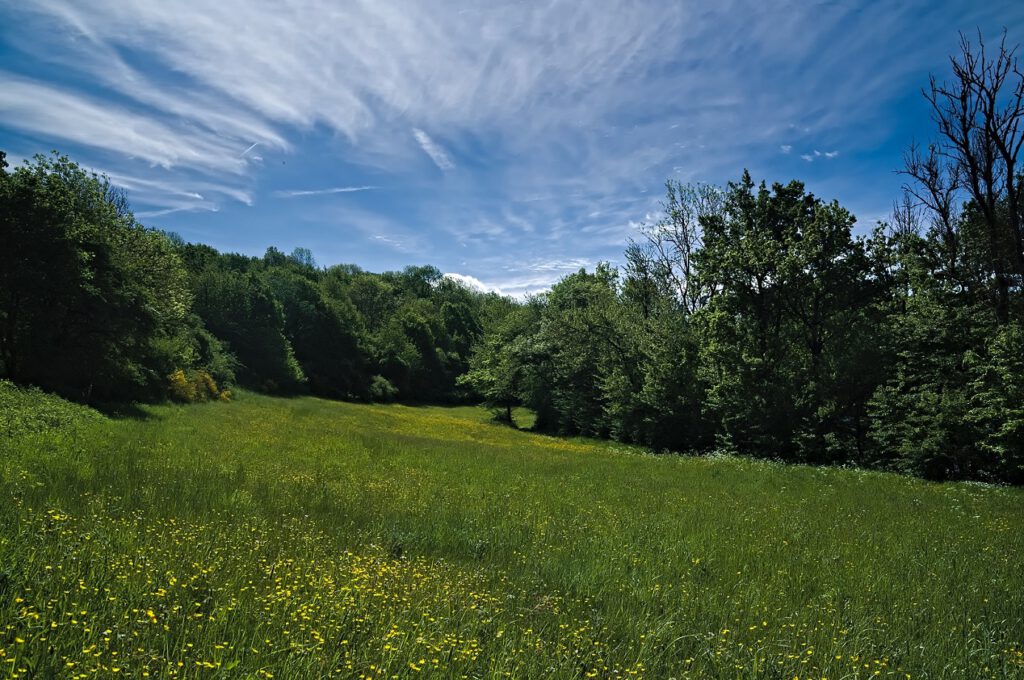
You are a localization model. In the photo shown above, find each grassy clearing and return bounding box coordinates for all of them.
[1,385,1022,679]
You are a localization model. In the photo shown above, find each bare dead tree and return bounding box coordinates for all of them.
[636,180,724,314]
[920,29,1024,323]
[899,143,960,274]
[977,33,1024,273]
[890,190,924,238]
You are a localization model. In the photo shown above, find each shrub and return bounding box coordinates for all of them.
[167,369,225,403]
[167,369,196,402]
[368,375,398,403]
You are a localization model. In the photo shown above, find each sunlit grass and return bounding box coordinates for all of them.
[1,387,1022,678]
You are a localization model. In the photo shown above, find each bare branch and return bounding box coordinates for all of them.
[916,28,1024,322]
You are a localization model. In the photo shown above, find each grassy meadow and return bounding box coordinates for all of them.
[1,384,1023,679]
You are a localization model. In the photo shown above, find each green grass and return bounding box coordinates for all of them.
[1,384,1023,679]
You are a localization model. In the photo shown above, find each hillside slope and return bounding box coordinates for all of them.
[1,388,1022,678]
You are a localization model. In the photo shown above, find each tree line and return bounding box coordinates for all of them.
[462,33,1024,484]
[2,32,1021,483]
[0,150,513,406]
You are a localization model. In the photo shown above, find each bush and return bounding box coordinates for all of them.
[167,369,228,403]
[368,375,398,403]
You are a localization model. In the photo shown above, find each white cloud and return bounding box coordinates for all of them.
[780,144,792,153]
[0,73,250,174]
[372,234,404,249]
[77,169,254,223]
[136,205,218,219]
[523,257,593,273]
[443,272,503,295]
[482,273,566,300]
[412,128,454,171]
[795,148,839,163]
[274,186,377,198]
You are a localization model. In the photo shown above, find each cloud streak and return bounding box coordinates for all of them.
[412,129,454,171]
[274,186,377,198]
[0,73,250,174]
[135,205,218,219]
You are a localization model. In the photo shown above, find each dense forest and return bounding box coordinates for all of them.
[0,150,512,406]
[2,34,1022,484]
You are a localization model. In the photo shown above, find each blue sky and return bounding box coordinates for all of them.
[2,1,1022,297]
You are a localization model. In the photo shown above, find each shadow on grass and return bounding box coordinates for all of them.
[91,401,159,421]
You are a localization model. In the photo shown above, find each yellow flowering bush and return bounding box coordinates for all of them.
[167,369,230,403]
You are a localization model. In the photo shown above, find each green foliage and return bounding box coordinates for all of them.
[695,173,884,462]
[169,241,497,404]
[633,310,709,451]
[867,285,985,479]
[0,153,234,401]
[538,264,623,436]
[263,267,364,398]
[367,374,399,403]
[0,378,104,437]
[4,145,1023,483]
[189,267,306,392]
[866,181,1024,482]
[968,324,1024,483]
[459,305,536,424]
[0,153,189,399]
[465,170,1022,483]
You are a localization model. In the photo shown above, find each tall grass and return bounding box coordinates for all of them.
[1,384,1022,678]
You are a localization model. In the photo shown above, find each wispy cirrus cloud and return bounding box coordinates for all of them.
[104,172,254,205]
[1,0,1020,281]
[135,205,218,219]
[412,129,454,171]
[274,186,377,198]
[0,73,251,174]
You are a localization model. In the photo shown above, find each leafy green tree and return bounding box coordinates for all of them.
[868,200,1021,481]
[263,268,365,398]
[632,309,710,451]
[868,282,985,479]
[695,173,884,461]
[191,268,305,392]
[967,323,1024,483]
[0,153,200,399]
[459,306,535,424]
